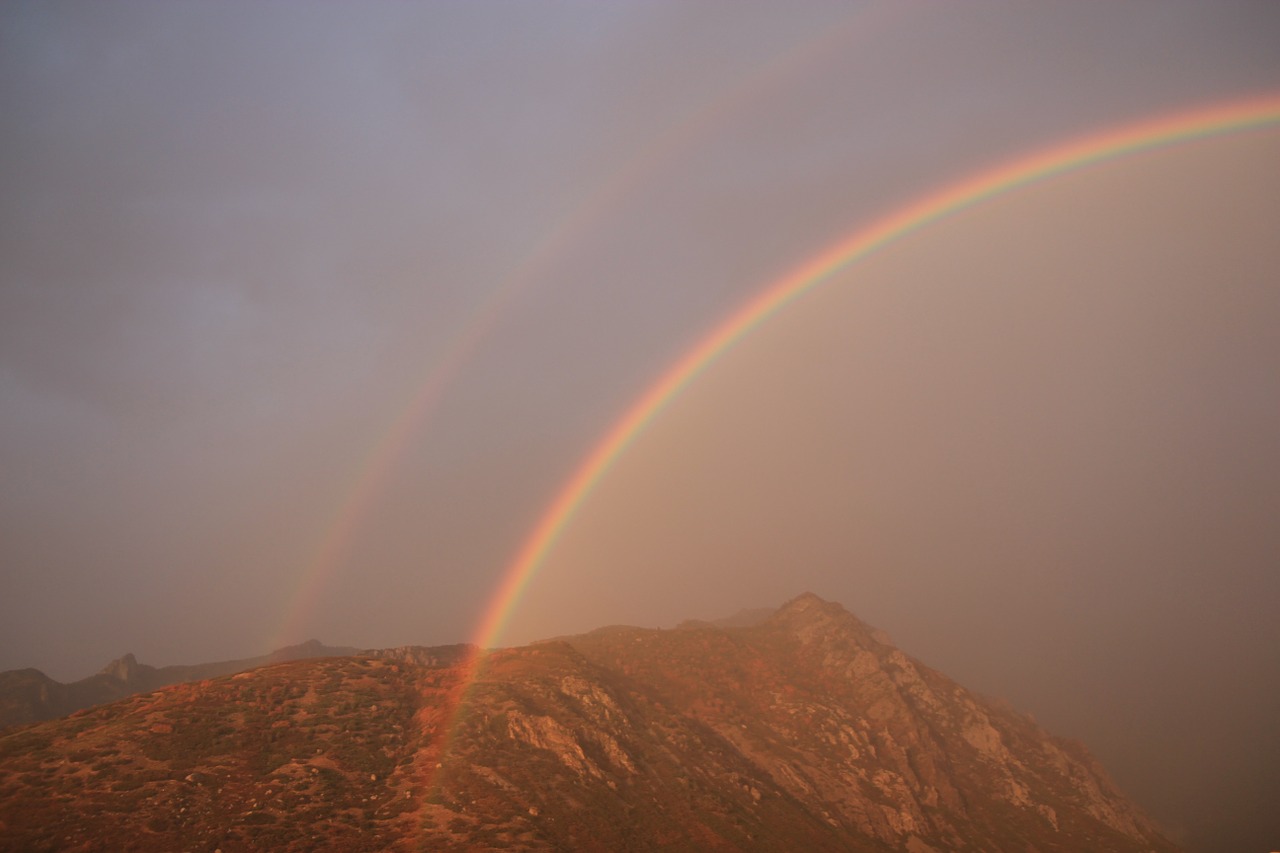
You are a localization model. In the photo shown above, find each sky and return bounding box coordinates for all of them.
[2,2,1278,851]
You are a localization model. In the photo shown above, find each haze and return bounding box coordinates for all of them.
[2,3,1278,851]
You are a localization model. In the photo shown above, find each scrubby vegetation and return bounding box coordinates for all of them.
[0,657,426,852]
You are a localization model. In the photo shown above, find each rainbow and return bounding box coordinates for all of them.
[472,92,1280,654]
[267,4,901,651]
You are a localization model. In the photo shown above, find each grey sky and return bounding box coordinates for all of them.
[2,3,1279,851]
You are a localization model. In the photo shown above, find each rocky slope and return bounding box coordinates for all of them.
[0,594,1180,852]
[563,593,1177,852]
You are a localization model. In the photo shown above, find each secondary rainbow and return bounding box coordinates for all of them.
[266,6,899,651]
[472,92,1280,653]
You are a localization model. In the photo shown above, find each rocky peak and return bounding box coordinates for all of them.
[779,590,829,611]
[769,592,879,644]
[773,591,862,623]
[98,653,141,683]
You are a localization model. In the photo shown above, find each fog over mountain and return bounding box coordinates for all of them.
[2,3,1279,852]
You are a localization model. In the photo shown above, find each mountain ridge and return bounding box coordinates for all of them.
[0,594,1181,851]
[558,593,1176,851]
[0,641,360,730]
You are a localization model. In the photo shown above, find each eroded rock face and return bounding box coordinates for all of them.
[506,710,598,776]
[98,653,143,684]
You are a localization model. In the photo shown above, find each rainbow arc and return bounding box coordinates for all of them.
[473,93,1280,655]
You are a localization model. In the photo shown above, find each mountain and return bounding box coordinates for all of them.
[0,640,359,730]
[0,594,1180,851]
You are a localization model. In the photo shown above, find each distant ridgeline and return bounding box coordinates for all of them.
[0,640,362,730]
[0,595,1182,851]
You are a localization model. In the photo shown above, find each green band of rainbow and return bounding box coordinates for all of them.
[472,92,1280,652]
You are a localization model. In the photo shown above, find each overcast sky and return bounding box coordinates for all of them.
[3,3,1279,851]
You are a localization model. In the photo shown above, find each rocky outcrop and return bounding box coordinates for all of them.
[98,653,146,684]
[365,643,475,668]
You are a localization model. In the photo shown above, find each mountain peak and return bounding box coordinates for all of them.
[772,590,857,629]
[268,638,324,657]
[779,590,833,612]
[97,653,140,683]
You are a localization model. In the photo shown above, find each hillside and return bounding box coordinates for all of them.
[0,594,1181,851]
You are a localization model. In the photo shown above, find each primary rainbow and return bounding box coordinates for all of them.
[471,92,1280,653]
